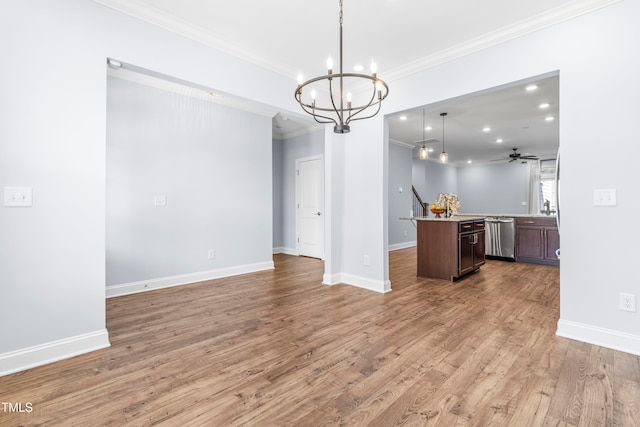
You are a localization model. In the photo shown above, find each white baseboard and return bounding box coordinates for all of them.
[557,319,640,356]
[0,330,110,377]
[106,261,275,298]
[322,273,391,293]
[389,241,416,251]
[273,247,298,256]
[322,273,342,286]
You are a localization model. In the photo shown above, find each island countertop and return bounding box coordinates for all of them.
[400,216,486,222]
[452,213,556,218]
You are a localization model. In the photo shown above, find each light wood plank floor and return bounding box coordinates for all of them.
[2,248,639,426]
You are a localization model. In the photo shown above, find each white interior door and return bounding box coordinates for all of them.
[296,156,324,259]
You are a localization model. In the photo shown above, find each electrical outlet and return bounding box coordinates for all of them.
[207,249,215,260]
[363,255,370,266]
[404,230,408,236]
[619,293,636,312]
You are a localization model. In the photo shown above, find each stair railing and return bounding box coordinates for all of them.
[412,186,428,218]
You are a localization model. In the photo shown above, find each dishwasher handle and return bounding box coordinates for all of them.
[486,217,514,223]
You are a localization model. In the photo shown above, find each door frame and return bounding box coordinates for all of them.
[295,155,325,259]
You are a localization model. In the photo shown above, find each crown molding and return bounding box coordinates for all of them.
[93,0,292,76]
[274,124,325,141]
[94,0,621,82]
[384,0,621,82]
[389,139,417,149]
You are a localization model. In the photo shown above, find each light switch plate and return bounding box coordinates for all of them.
[4,186,33,207]
[154,195,167,207]
[593,189,616,206]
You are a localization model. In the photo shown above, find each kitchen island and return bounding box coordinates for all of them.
[451,214,559,266]
[414,217,486,281]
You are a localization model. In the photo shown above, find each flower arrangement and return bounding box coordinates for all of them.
[433,193,461,217]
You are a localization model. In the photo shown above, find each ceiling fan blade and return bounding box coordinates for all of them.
[520,155,539,160]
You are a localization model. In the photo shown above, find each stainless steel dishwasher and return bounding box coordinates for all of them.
[485,217,515,260]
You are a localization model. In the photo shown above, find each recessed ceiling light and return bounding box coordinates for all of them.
[482,127,491,133]
[353,64,364,72]
[399,115,407,121]
[467,160,472,164]
[428,147,434,152]
[425,126,432,131]
[539,102,550,109]
[545,116,555,122]
[496,138,503,143]
[526,84,538,92]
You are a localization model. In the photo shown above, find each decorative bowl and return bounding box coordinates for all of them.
[430,207,446,218]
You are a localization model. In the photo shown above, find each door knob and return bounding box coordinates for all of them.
[315,212,322,216]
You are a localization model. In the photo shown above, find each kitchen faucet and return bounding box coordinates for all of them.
[544,199,550,216]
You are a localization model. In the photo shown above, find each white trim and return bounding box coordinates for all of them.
[383,0,622,82]
[0,330,110,377]
[106,261,275,298]
[322,273,392,294]
[322,273,342,286]
[389,139,417,149]
[389,241,417,251]
[557,319,640,356]
[273,246,298,256]
[277,124,325,141]
[94,0,620,81]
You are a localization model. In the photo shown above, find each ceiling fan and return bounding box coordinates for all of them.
[493,148,540,163]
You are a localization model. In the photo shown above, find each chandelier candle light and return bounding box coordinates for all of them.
[294,0,389,134]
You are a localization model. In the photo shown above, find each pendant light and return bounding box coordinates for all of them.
[440,112,448,164]
[419,109,428,160]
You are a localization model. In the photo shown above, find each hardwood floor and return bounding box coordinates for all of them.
[2,248,639,426]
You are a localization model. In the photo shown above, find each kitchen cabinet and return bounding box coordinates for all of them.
[416,218,485,281]
[515,217,559,266]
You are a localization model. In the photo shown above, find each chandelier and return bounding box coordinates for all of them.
[294,0,389,134]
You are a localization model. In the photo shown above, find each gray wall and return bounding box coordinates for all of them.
[409,159,528,215]
[412,158,458,209]
[273,130,324,252]
[106,76,272,286]
[388,143,415,248]
[272,138,284,249]
[457,162,528,214]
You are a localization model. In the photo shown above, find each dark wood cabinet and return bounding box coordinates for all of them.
[417,219,485,281]
[515,217,559,266]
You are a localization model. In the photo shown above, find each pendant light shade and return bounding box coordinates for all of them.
[440,112,448,164]
[419,109,428,160]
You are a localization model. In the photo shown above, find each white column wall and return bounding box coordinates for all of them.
[336,117,391,293]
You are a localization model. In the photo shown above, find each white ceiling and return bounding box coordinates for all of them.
[389,73,559,165]
[96,0,613,157]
